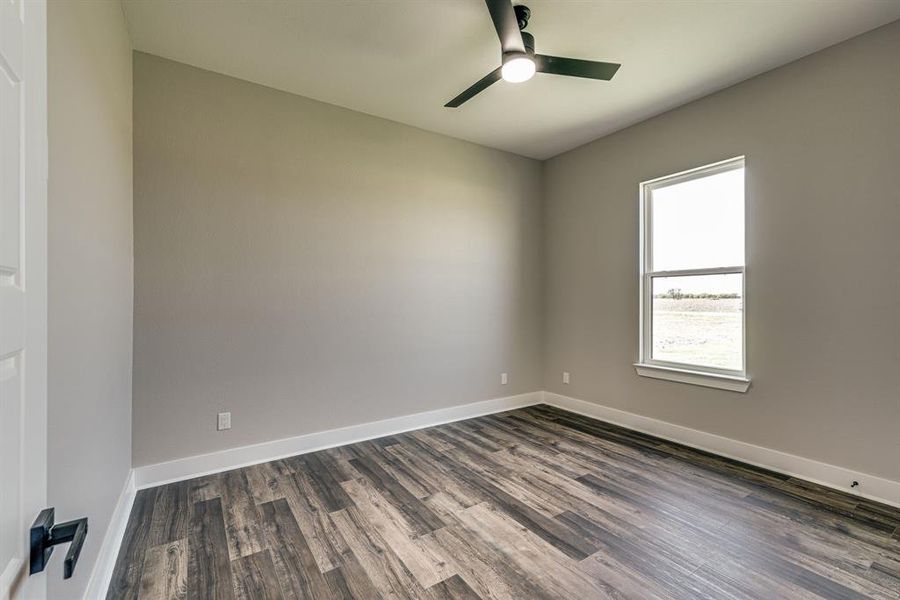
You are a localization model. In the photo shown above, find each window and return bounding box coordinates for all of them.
[635,157,749,392]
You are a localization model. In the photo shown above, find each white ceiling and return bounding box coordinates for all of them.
[122,1,900,160]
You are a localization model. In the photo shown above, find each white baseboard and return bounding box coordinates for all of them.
[543,391,900,509]
[134,391,544,489]
[83,469,136,600]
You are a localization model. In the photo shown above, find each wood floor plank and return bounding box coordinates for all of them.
[659,455,762,499]
[317,447,364,483]
[477,414,565,451]
[188,498,234,600]
[575,471,731,533]
[189,473,223,504]
[148,481,190,547]
[348,454,446,535]
[557,509,709,579]
[561,509,736,599]
[280,471,354,573]
[341,476,456,587]
[451,464,597,560]
[430,517,556,600]
[385,444,484,510]
[461,501,625,599]
[856,499,900,531]
[693,552,861,600]
[110,405,900,600]
[244,459,293,505]
[409,429,455,452]
[221,468,268,560]
[435,443,570,519]
[426,574,482,600]
[508,411,671,472]
[292,453,354,512]
[719,517,899,599]
[659,441,793,488]
[325,552,383,600]
[867,561,900,596]
[138,539,187,600]
[348,449,429,507]
[322,551,383,600]
[231,550,284,600]
[329,505,428,599]
[441,423,503,453]
[450,420,518,452]
[258,498,332,600]
[521,407,672,461]
[741,488,900,550]
[579,545,722,600]
[107,487,158,600]
[356,441,434,500]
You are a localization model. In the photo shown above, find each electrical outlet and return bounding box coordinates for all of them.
[217,412,231,431]
[563,371,570,384]
[500,372,508,385]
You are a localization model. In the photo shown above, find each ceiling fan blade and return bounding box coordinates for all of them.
[444,67,502,108]
[485,0,525,54]
[535,55,620,81]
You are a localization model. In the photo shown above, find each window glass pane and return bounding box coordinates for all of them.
[650,167,744,271]
[651,273,742,370]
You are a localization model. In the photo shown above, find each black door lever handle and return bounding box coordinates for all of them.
[29,508,89,579]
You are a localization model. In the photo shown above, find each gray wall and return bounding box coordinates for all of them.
[132,54,543,466]
[543,21,900,482]
[47,1,133,597]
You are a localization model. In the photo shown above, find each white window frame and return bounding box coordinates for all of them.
[635,156,750,393]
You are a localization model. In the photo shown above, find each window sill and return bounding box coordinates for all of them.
[634,363,751,393]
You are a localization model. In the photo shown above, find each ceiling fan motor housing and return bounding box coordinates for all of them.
[521,31,535,54]
[514,4,531,30]
[504,31,535,65]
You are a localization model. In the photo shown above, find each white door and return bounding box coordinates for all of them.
[0,0,47,597]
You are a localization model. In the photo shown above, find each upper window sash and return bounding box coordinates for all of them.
[643,158,745,273]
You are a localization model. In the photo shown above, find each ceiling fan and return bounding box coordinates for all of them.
[445,0,620,108]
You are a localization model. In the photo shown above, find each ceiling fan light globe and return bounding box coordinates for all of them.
[501,55,536,83]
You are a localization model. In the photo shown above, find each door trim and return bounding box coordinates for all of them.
[21,0,49,594]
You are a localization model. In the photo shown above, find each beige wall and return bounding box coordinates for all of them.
[543,21,900,482]
[47,1,133,596]
[132,54,543,466]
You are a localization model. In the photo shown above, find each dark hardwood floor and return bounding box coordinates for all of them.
[108,405,900,599]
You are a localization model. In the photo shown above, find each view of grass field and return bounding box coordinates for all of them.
[651,296,742,370]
